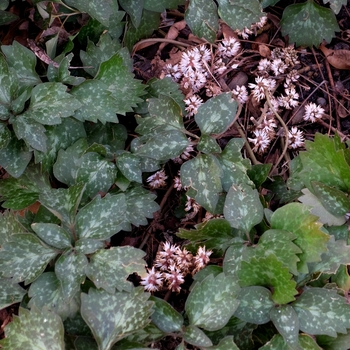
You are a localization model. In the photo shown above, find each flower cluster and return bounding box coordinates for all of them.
[147,169,167,189]
[140,242,212,293]
[303,102,324,122]
[235,16,268,39]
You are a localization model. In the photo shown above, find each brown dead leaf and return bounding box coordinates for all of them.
[320,45,350,70]
[221,22,239,40]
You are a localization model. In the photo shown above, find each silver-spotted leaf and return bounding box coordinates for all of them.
[181,153,223,212]
[195,93,237,135]
[198,135,221,154]
[183,325,213,347]
[76,193,126,240]
[0,210,27,246]
[0,278,26,309]
[143,0,185,12]
[116,152,142,183]
[271,203,330,273]
[185,273,240,331]
[237,255,297,304]
[81,287,153,350]
[75,238,105,255]
[292,288,350,337]
[204,336,239,350]
[0,123,10,150]
[31,223,72,250]
[224,182,263,233]
[150,296,184,333]
[119,0,144,27]
[234,286,274,325]
[185,0,218,43]
[270,305,299,349]
[0,306,64,350]
[86,246,146,293]
[0,233,57,284]
[323,0,347,14]
[223,242,247,277]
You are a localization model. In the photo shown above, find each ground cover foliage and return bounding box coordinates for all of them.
[0,0,350,349]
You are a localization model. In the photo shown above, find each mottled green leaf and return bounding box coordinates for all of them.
[119,0,143,27]
[223,242,246,277]
[0,278,26,309]
[116,152,142,183]
[332,264,350,292]
[0,233,57,284]
[123,323,164,345]
[195,93,237,135]
[258,334,289,350]
[186,273,240,331]
[75,238,105,255]
[217,0,264,31]
[292,288,350,337]
[0,123,10,149]
[204,336,239,350]
[0,10,18,25]
[281,1,339,48]
[185,0,218,43]
[271,203,330,273]
[177,219,236,254]
[234,286,274,325]
[150,296,184,333]
[224,182,263,233]
[270,305,299,349]
[183,325,213,347]
[237,255,297,304]
[323,0,347,14]
[198,134,221,154]
[96,53,146,115]
[31,223,72,249]
[76,193,126,240]
[86,246,146,293]
[181,153,223,212]
[0,210,27,246]
[143,0,184,12]
[22,82,81,125]
[247,163,272,188]
[1,40,41,88]
[81,287,153,350]
[0,306,64,350]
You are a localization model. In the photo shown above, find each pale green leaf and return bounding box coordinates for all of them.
[281,1,339,47]
[31,223,72,249]
[22,82,81,125]
[86,246,146,293]
[76,193,126,240]
[237,255,297,304]
[186,273,240,331]
[81,287,153,350]
[204,336,239,350]
[0,306,64,350]
[116,152,142,183]
[150,296,184,333]
[119,0,144,27]
[292,288,350,337]
[217,0,264,31]
[270,305,299,349]
[181,153,223,212]
[1,40,41,88]
[223,242,246,277]
[234,286,274,325]
[0,278,26,309]
[195,93,237,135]
[0,210,27,246]
[323,0,347,14]
[183,325,213,347]
[55,250,87,300]
[75,238,105,255]
[271,203,330,273]
[185,0,218,43]
[224,182,263,232]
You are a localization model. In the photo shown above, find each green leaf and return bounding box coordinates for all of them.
[39,183,86,226]
[332,264,350,292]
[28,272,80,320]
[185,273,240,331]
[0,278,26,309]
[150,296,184,333]
[281,1,339,47]
[311,181,350,217]
[223,242,246,278]
[76,193,126,240]
[261,0,280,7]
[86,246,146,293]
[96,53,146,115]
[76,152,117,199]
[81,287,153,350]
[31,223,72,249]
[116,152,142,183]
[123,323,164,345]
[177,219,236,254]
[195,93,237,135]
[237,255,297,304]
[247,163,272,188]
[224,182,264,233]
[292,288,350,337]
[234,286,274,325]
[119,0,144,27]
[323,0,347,14]
[0,210,27,245]
[55,250,87,300]
[0,306,64,350]
[0,10,18,25]
[203,336,239,350]
[317,332,350,350]
[22,82,81,125]
[308,236,350,274]
[0,233,57,284]
[271,203,330,273]
[258,334,290,350]
[185,0,218,43]
[75,238,105,255]
[270,305,299,349]
[1,40,41,88]
[217,0,264,31]
[0,122,10,149]
[198,134,222,154]
[181,153,223,212]
[143,0,185,12]
[183,325,213,347]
